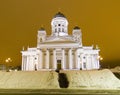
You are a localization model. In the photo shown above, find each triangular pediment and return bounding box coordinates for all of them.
[42,36,76,44]
[47,37,68,42]
[38,36,79,48]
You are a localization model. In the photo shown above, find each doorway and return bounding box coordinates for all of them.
[56,60,61,72]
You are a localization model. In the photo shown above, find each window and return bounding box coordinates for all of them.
[83,56,86,59]
[34,64,37,71]
[58,24,61,26]
[55,28,57,32]
[40,38,42,42]
[83,62,86,68]
[58,28,61,32]
[62,28,64,32]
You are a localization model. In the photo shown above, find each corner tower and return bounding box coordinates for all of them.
[51,12,68,36]
[37,27,46,47]
[72,26,82,46]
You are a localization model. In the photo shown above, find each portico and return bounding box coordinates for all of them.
[37,46,80,70]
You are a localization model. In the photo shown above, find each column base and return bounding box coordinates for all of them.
[60,69,80,71]
[37,69,57,71]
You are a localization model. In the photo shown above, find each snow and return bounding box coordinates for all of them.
[60,69,120,89]
[0,71,59,89]
[111,66,120,73]
[0,69,119,89]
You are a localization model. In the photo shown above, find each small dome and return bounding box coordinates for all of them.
[73,26,80,30]
[38,27,45,31]
[54,12,66,18]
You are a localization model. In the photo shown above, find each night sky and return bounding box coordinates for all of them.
[0,0,120,67]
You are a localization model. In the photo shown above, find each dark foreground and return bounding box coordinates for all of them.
[0,89,120,95]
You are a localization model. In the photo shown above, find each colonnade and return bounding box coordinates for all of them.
[82,54,100,70]
[22,48,100,71]
[38,48,80,70]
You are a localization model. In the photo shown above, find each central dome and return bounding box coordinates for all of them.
[54,12,66,18]
[51,12,68,36]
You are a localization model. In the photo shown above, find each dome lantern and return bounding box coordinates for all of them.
[51,12,68,36]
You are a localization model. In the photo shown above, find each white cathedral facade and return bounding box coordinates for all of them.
[21,12,100,71]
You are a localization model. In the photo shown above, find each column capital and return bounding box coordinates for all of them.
[53,48,56,50]
[39,49,42,51]
[37,49,42,52]
[75,48,78,51]
[68,48,73,50]
[46,48,49,50]
[22,55,26,57]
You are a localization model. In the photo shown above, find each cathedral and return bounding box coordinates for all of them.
[21,12,100,71]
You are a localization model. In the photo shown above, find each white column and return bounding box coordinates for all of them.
[26,56,29,71]
[38,49,43,69]
[80,54,83,70]
[62,49,65,69]
[46,49,49,69]
[88,55,92,70]
[86,55,88,70]
[83,55,87,70]
[30,56,34,70]
[95,54,98,68]
[53,49,57,69]
[68,48,72,69]
[91,54,94,69]
[94,54,99,69]
[22,55,24,71]
[97,61,100,69]
[86,55,90,70]
[97,54,100,69]
[75,49,78,69]
[22,55,27,71]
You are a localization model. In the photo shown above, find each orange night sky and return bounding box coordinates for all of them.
[0,0,120,67]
